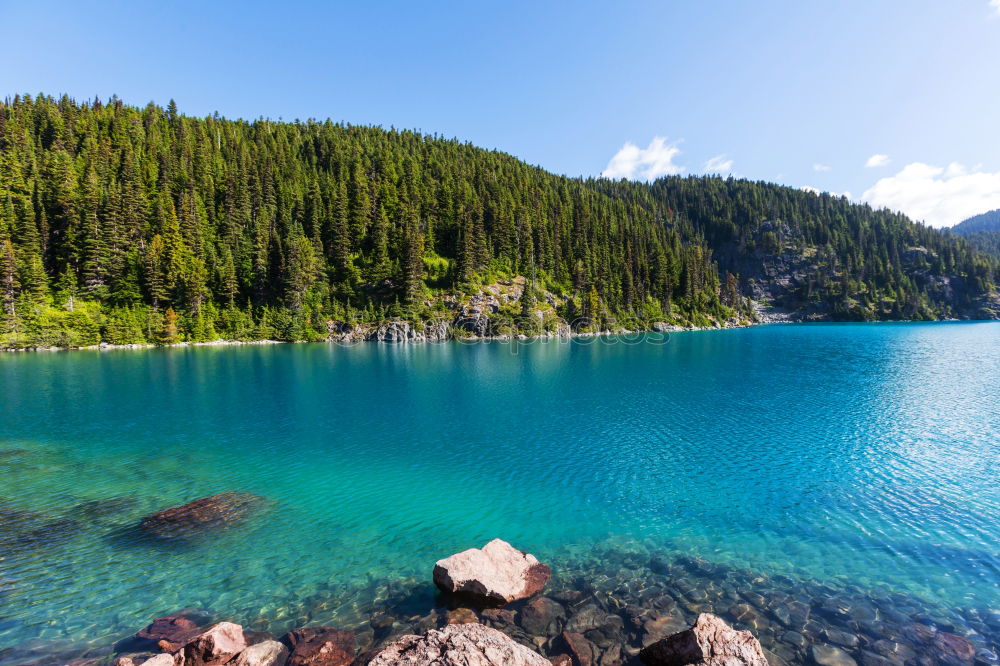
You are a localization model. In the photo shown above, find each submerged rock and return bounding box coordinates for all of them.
[811,644,857,666]
[639,613,768,666]
[357,622,550,666]
[181,622,246,666]
[519,596,566,636]
[558,631,597,666]
[281,627,355,666]
[932,632,976,666]
[132,611,210,652]
[139,493,265,539]
[73,496,140,521]
[433,539,551,605]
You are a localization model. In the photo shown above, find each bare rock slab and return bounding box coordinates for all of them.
[639,613,768,666]
[358,622,550,666]
[433,539,551,605]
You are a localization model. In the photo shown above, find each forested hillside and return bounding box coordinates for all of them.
[0,95,996,348]
[593,178,998,321]
[951,209,1000,261]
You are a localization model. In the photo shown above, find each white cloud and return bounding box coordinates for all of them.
[703,154,734,173]
[865,153,890,168]
[601,137,684,181]
[861,162,1000,227]
[992,0,1000,15]
[813,163,831,172]
[801,186,853,199]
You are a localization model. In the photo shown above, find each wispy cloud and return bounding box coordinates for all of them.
[703,154,734,174]
[601,137,684,181]
[861,162,1000,227]
[991,0,1000,15]
[813,163,831,172]
[865,154,890,168]
[801,185,853,199]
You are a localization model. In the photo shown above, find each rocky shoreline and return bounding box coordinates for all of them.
[0,320,749,353]
[4,512,997,666]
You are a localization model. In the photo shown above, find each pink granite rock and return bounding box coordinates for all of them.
[639,613,768,666]
[433,539,550,605]
[181,622,247,666]
[358,623,550,666]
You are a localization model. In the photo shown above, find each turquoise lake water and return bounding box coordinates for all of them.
[0,323,998,656]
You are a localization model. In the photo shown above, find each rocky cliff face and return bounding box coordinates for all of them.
[714,221,1000,322]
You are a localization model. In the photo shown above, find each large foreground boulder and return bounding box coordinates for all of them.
[357,622,550,666]
[281,627,355,666]
[639,613,768,666]
[140,493,265,539]
[181,622,247,666]
[433,539,550,605]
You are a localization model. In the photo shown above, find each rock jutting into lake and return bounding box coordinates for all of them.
[639,612,768,666]
[433,539,552,606]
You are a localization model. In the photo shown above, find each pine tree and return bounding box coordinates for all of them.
[0,237,18,317]
[402,205,424,305]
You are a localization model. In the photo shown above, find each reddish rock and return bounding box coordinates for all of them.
[549,656,573,666]
[559,631,596,666]
[281,627,355,666]
[135,613,206,652]
[181,622,247,666]
[933,632,976,666]
[433,539,551,606]
[140,493,265,539]
[639,613,768,666]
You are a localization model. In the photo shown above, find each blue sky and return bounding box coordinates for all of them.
[3,0,999,227]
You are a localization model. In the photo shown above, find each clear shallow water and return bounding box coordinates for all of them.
[0,323,998,657]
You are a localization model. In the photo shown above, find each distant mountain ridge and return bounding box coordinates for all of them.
[952,209,1000,234]
[950,209,1000,261]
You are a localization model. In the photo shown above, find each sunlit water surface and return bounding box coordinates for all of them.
[0,323,998,657]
